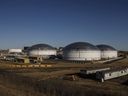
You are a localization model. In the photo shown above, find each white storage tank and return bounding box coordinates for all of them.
[63,42,101,61]
[9,49,22,53]
[28,44,57,58]
[96,44,118,59]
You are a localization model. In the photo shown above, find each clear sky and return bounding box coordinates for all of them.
[0,0,128,50]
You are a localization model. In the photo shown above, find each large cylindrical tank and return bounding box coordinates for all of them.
[28,44,57,58]
[63,42,101,61]
[96,44,118,59]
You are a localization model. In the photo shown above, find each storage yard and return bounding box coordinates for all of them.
[0,42,128,96]
[1,0,128,95]
[0,57,128,96]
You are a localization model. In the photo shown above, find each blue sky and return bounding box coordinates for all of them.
[0,0,128,50]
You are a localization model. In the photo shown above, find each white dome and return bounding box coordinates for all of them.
[97,44,118,59]
[63,42,101,61]
[28,44,57,57]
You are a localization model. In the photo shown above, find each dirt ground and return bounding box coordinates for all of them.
[0,58,128,96]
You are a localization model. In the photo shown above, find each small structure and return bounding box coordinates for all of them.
[0,50,8,57]
[29,56,44,63]
[15,57,30,64]
[80,68,110,75]
[96,67,128,82]
[5,55,16,61]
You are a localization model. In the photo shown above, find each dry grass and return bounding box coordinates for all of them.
[0,58,128,96]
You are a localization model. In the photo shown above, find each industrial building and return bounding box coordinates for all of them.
[96,67,128,82]
[97,44,118,59]
[63,42,101,61]
[15,57,30,64]
[28,44,57,59]
[80,68,110,75]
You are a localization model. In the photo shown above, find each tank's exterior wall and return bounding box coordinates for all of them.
[63,50,101,61]
[9,49,22,53]
[29,50,57,56]
[101,51,118,59]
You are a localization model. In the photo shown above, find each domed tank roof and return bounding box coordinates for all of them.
[96,44,116,51]
[63,42,100,51]
[29,44,56,50]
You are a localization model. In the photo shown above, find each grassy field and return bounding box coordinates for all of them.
[0,58,128,96]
